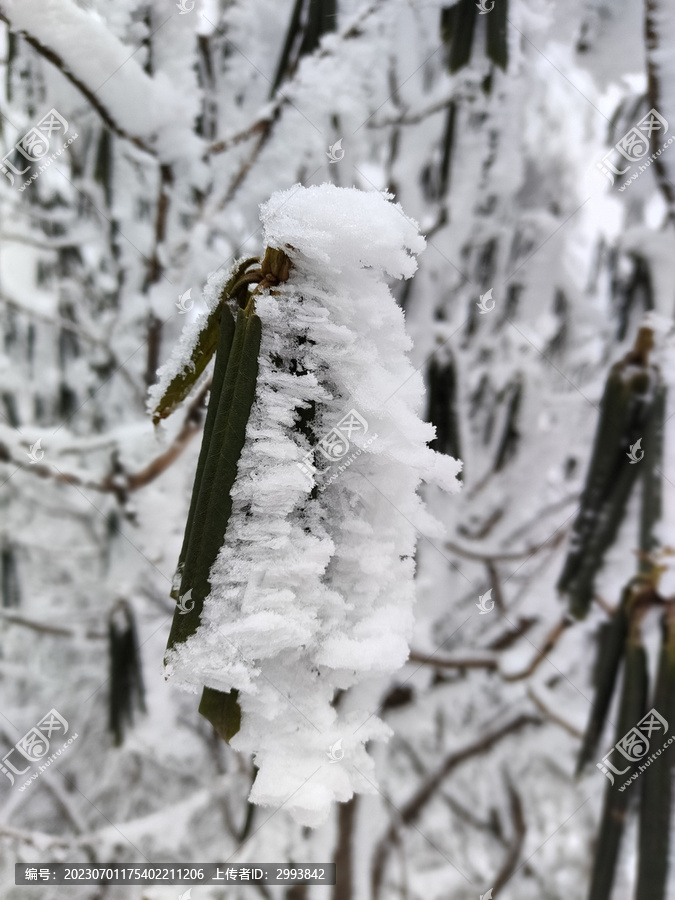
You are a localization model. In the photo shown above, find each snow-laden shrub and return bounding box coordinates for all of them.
[155,184,461,825]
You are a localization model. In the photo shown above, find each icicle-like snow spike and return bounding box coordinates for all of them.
[639,379,665,564]
[485,0,508,70]
[576,584,632,773]
[587,616,648,900]
[151,256,259,425]
[198,686,242,743]
[558,328,659,618]
[441,0,478,73]
[635,605,675,900]
[171,303,237,599]
[108,599,146,747]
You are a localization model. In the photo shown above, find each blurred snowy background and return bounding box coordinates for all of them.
[0,0,674,898]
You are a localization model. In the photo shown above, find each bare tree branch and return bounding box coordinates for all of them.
[501,616,573,682]
[0,608,105,640]
[371,714,542,897]
[526,686,583,739]
[491,777,526,895]
[0,379,211,495]
[408,650,498,671]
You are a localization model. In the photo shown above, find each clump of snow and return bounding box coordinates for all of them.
[146,264,242,419]
[165,184,461,826]
[2,0,201,162]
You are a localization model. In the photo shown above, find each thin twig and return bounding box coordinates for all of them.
[371,714,542,897]
[501,616,573,682]
[407,650,498,671]
[486,560,506,612]
[526,686,583,739]
[491,777,526,894]
[0,379,211,495]
[0,609,105,640]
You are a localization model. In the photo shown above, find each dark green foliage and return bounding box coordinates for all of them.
[271,0,337,97]
[587,627,647,900]
[109,600,146,747]
[442,0,478,73]
[1,392,20,428]
[639,382,665,565]
[421,102,456,201]
[635,609,675,900]
[171,301,237,600]
[425,353,462,470]
[162,248,292,743]
[441,0,508,73]
[94,129,113,207]
[1,541,21,608]
[151,257,258,425]
[166,301,261,651]
[271,0,304,98]
[199,686,241,743]
[494,376,522,471]
[485,0,508,70]
[558,330,663,618]
[577,588,630,773]
[616,256,653,342]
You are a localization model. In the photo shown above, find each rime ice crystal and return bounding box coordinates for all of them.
[165,185,461,826]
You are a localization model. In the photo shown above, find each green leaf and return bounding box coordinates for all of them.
[635,610,675,900]
[166,300,262,652]
[588,628,648,900]
[639,377,665,564]
[576,586,630,773]
[447,0,478,73]
[172,302,236,597]
[151,257,259,425]
[485,0,508,71]
[558,360,658,618]
[198,687,241,743]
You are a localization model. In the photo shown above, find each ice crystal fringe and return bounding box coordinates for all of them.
[164,185,461,826]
